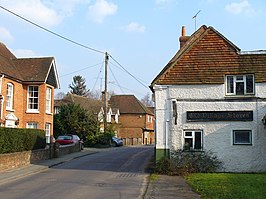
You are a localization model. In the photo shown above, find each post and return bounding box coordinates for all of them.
[104,52,109,133]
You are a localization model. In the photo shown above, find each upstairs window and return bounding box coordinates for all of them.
[226,75,254,96]
[6,83,13,110]
[27,86,39,112]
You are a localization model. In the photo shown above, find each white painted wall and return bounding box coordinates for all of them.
[153,83,266,172]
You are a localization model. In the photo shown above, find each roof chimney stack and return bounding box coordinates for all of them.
[179,26,190,49]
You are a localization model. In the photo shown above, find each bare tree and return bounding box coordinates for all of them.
[141,92,154,107]
[54,92,66,100]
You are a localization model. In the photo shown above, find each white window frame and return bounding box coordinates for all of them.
[45,123,51,144]
[233,130,252,145]
[27,85,39,113]
[6,83,13,110]
[26,122,38,129]
[183,130,203,151]
[46,87,52,114]
[225,74,254,96]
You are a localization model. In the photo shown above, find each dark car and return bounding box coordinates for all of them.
[56,134,84,149]
[111,137,123,147]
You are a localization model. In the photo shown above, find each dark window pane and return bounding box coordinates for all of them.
[185,132,192,136]
[227,76,234,93]
[246,75,254,94]
[184,138,192,150]
[236,82,244,95]
[234,130,251,144]
[194,131,202,149]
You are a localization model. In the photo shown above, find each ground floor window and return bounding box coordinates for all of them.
[45,123,51,144]
[26,122,38,129]
[233,130,252,145]
[183,130,203,151]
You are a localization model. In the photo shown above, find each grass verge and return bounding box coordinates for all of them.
[186,173,266,199]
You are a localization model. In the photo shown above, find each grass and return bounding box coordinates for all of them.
[186,173,266,199]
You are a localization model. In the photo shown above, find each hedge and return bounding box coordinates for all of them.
[0,127,46,154]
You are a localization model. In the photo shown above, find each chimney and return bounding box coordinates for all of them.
[179,26,190,49]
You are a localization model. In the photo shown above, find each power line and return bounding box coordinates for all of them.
[91,62,104,92]
[0,5,105,55]
[60,62,104,77]
[109,65,125,94]
[109,55,149,89]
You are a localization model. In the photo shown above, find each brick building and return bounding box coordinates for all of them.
[109,95,155,145]
[0,42,59,143]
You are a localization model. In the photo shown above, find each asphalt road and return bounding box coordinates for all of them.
[0,146,154,199]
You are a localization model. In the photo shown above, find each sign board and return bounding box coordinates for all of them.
[187,111,253,122]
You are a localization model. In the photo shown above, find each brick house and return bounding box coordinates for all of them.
[109,95,155,145]
[150,25,266,172]
[0,42,59,143]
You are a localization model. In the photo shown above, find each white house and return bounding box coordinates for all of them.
[150,25,266,172]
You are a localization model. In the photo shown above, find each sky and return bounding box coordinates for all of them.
[0,0,265,100]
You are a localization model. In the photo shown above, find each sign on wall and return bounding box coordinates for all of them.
[187,111,253,122]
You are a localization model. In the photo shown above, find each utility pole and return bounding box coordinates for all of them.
[104,52,109,133]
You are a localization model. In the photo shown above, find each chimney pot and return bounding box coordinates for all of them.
[181,26,186,36]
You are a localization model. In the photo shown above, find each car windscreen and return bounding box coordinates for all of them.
[57,136,72,140]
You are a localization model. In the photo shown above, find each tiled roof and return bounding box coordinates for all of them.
[59,93,103,114]
[150,25,266,87]
[0,42,59,88]
[109,95,154,115]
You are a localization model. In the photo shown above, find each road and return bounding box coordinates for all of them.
[0,146,154,199]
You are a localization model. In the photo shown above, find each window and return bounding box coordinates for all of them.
[233,130,252,145]
[26,122,38,129]
[46,87,52,113]
[45,123,51,144]
[183,130,203,151]
[6,83,13,110]
[27,86,39,112]
[226,75,254,96]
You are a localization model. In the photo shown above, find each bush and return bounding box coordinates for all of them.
[0,127,46,154]
[155,150,223,176]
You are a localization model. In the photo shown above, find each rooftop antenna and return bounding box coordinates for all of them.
[192,10,201,31]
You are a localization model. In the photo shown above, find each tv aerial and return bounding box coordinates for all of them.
[192,10,201,31]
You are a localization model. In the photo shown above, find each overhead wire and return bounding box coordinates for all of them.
[0,5,105,55]
[60,62,104,77]
[109,55,149,89]
[109,65,125,94]
[0,5,151,94]
[91,61,104,92]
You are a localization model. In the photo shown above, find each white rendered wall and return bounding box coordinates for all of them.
[153,83,266,172]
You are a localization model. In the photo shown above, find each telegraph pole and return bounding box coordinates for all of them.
[104,52,109,133]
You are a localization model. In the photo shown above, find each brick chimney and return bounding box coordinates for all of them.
[179,26,190,49]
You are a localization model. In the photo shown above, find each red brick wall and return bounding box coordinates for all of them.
[1,77,54,135]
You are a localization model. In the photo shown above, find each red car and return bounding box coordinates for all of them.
[56,134,84,149]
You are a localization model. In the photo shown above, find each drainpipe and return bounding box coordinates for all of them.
[0,75,4,121]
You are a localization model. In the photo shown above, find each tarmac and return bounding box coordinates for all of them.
[0,147,201,199]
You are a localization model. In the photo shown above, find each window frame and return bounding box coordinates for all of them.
[183,130,203,151]
[233,130,252,145]
[6,83,14,110]
[225,74,255,96]
[46,87,52,114]
[27,85,39,113]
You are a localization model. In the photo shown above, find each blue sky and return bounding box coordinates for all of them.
[0,0,265,99]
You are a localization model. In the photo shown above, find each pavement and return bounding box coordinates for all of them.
[0,147,201,199]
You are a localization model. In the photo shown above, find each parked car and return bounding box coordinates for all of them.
[111,137,123,147]
[56,134,84,149]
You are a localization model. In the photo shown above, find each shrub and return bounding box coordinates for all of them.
[155,149,223,176]
[0,127,46,154]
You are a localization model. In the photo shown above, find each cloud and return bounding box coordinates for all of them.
[122,22,146,33]
[0,27,14,42]
[13,49,39,58]
[87,0,118,23]
[225,0,255,15]
[0,0,63,27]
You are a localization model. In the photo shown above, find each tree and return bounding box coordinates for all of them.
[54,92,66,99]
[53,104,99,140]
[69,75,89,96]
[141,92,154,107]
